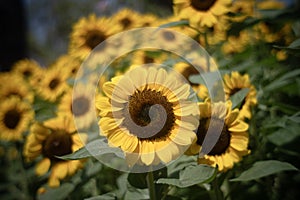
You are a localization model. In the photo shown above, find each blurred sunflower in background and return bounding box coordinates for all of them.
[96,66,199,166]
[0,73,34,103]
[58,83,95,130]
[23,115,87,187]
[0,97,34,141]
[187,100,250,171]
[173,0,232,28]
[11,59,42,81]
[69,14,122,60]
[36,65,69,102]
[111,8,143,30]
[223,71,257,119]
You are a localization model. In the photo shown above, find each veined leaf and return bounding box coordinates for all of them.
[230,88,250,109]
[156,165,217,188]
[230,160,298,182]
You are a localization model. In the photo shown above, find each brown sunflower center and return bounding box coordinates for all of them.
[190,0,217,11]
[4,109,21,129]
[196,117,230,155]
[143,55,154,64]
[49,78,60,90]
[122,89,175,141]
[42,130,73,162]
[120,17,132,28]
[162,30,176,41]
[85,30,106,50]
[23,70,32,77]
[72,96,90,116]
[181,65,201,85]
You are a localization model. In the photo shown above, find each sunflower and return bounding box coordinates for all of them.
[229,0,255,22]
[51,55,82,79]
[69,14,122,60]
[96,66,199,166]
[223,71,257,119]
[23,115,87,187]
[173,0,232,28]
[36,65,69,102]
[187,100,250,171]
[111,8,142,30]
[11,59,42,80]
[58,83,95,129]
[0,73,34,103]
[0,97,34,141]
[140,13,159,27]
[130,50,169,66]
[221,29,251,55]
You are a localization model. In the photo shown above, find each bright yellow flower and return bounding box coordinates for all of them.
[96,66,199,166]
[223,71,257,119]
[23,115,87,187]
[187,100,250,171]
[111,8,143,30]
[0,97,34,141]
[11,59,42,81]
[173,0,232,28]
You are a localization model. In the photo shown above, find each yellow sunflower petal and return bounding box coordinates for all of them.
[35,158,51,176]
[140,141,155,165]
[228,120,248,132]
[52,162,68,180]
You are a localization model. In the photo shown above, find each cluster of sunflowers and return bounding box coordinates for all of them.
[1,0,299,199]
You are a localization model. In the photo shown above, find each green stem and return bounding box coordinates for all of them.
[212,177,223,200]
[147,171,156,200]
[203,31,211,72]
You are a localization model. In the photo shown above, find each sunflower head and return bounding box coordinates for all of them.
[23,115,87,187]
[186,100,250,171]
[96,66,199,168]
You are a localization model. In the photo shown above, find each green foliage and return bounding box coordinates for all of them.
[230,160,298,182]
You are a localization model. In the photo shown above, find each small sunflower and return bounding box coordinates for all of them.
[223,71,257,119]
[173,0,232,28]
[11,59,42,80]
[0,73,34,103]
[51,55,82,79]
[69,14,122,60]
[0,97,34,141]
[96,66,199,166]
[131,50,168,66]
[221,29,251,55]
[58,83,95,129]
[36,65,69,102]
[111,8,142,30]
[23,115,87,187]
[229,0,255,22]
[187,100,250,171]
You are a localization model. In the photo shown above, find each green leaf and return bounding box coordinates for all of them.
[267,121,300,146]
[84,193,117,200]
[229,88,250,109]
[156,165,217,188]
[58,138,124,160]
[159,20,189,28]
[264,69,300,91]
[124,187,149,200]
[230,160,298,182]
[38,183,75,200]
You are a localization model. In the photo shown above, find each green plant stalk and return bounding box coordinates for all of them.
[147,170,156,200]
[213,176,224,200]
[204,31,211,72]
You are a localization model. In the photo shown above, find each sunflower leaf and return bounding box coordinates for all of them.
[267,121,300,146]
[229,88,250,109]
[156,165,216,188]
[58,138,124,160]
[159,20,189,28]
[230,160,298,182]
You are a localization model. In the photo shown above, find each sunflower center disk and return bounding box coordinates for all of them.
[49,78,60,90]
[120,17,132,28]
[190,0,216,11]
[4,109,21,129]
[42,130,73,162]
[122,89,175,141]
[85,30,106,49]
[196,117,230,155]
[72,96,90,116]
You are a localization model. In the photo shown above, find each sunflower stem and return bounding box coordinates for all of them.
[213,176,224,200]
[203,30,211,72]
[147,170,156,200]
